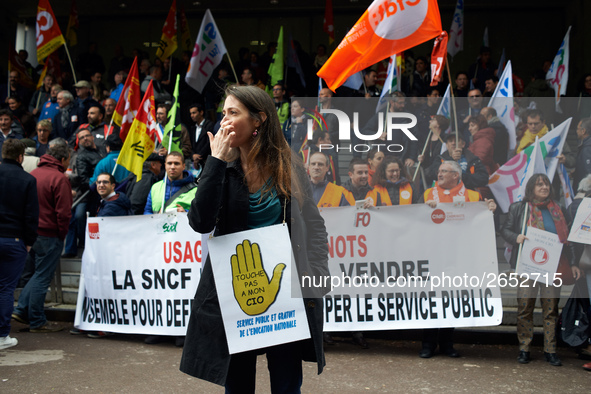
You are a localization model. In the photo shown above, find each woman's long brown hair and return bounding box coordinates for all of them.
[225,86,303,205]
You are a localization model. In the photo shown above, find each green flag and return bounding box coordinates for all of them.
[267,26,284,88]
[163,74,183,154]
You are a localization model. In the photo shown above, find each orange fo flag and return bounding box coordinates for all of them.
[112,57,141,142]
[324,0,335,45]
[36,0,66,64]
[156,0,178,61]
[430,31,448,86]
[116,81,158,182]
[318,0,442,92]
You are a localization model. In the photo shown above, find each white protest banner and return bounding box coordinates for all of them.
[568,197,591,245]
[318,203,503,331]
[74,213,203,335]
[517,226,563,284]
[207,224,310,354]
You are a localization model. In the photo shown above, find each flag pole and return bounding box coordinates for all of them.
[412,129,433,182]
[63,43,78,84]
[445,56,459,146]
[225,53,239,84]
[514,203,529,274]
[159,121,175,214]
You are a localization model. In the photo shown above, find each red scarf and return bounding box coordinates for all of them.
[528,199,568,243]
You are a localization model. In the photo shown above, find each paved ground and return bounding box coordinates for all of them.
[1,321,589,393]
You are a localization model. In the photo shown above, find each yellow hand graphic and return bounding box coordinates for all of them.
[231,240,286,315]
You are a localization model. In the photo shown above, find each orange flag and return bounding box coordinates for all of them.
[112,57,141,142]
[318,0,442,92]
[36,0,66,64]
[155,0,178,61]
[430,31,448,86]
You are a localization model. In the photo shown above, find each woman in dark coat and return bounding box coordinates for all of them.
[180,86,329,393]
[501,173,581,367]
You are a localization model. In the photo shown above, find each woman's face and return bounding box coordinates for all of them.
[533,177,550,200]
[585,75,591,90]
[368,151,384,171]
[429,117,439,131]
[221,95,259,149]
[291,101,304,117]
[385,162,401,183]
[468,121,479,135]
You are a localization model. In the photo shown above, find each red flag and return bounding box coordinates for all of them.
[318,0,442,92]
[36,0,66,64]
[112,57,141,142]
[155,0,178,61]
[8,45,35,90]
[323,0,335,45]
[116,80,158,181]
[430,31,448,86]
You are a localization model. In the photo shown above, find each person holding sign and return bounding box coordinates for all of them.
[501,174,581,366]
[420,160,496,358]
[180,86,329,392]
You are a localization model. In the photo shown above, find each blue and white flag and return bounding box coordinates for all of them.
[437,84,451,118]
[546,26,571,113]
[489,60,516,149]
[447,0,464,57]
[516,136,546,201]
[558,163,574,207]
[376,55,399,112]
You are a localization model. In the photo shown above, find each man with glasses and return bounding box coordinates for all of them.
[420,160,495,358]
[516,109,548,154]
[96,173,132,217]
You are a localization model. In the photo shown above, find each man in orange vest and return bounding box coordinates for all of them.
[309,152,353,207]
[342,157,386,207]
[423,160,496,209]
[420,160,496,358]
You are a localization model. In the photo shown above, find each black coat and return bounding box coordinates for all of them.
[501,200,576,269]
[180,156,329,386]
[190,119,215,163]
[0,159,39,246]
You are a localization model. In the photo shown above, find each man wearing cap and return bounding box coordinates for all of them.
[72,80,99,124]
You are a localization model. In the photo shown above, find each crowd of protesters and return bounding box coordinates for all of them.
[1,42,591,372]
